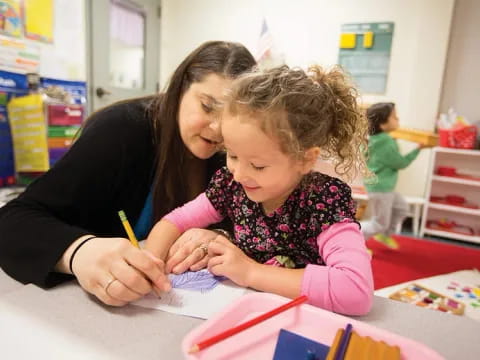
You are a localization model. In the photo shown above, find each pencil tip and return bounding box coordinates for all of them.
[188,345,199,354]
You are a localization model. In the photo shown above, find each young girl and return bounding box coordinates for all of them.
[361,102,425,248]
[145,65,373,315]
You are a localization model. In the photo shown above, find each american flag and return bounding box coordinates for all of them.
[255,18,274,62]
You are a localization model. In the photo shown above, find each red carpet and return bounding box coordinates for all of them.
[368,235,480,290]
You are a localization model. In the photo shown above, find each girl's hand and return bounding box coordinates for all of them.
[417,143,431,149]
[165,228,219,274]
[71,237,170,306]
[207,236,257,287]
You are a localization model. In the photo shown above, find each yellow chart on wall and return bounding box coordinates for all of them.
[7,94,49,172]
[23,0,54,43]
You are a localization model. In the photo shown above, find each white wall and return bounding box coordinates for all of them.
[38,0,86,80]
[160,0,455,197]
[440,0,480,123]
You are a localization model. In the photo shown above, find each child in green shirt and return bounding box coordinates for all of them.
[361,103,424,248]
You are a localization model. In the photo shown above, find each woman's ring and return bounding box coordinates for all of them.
[104,277,117,294]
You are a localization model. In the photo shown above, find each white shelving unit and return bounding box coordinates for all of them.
[420,147,480,244]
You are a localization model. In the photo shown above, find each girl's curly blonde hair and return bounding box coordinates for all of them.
[224,65,369,181]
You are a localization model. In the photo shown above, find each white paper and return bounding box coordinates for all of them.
[132,277,248,319]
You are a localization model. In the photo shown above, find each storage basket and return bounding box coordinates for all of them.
[438,125,477,149]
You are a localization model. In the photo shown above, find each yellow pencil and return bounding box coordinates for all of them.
[118,210,140,248]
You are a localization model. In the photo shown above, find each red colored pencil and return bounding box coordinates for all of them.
[188,295,308,354]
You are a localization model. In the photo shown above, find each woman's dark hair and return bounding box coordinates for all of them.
[366,102,395,135]
[148,41,256,221]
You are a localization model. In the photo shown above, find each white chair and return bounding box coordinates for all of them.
[352,192,425,236]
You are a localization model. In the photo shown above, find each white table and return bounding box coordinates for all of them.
[0,186,25,208]
[0,268,479,359]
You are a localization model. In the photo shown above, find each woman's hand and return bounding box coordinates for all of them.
[207,236,257,287]
[70,237,170,306]
[165,228,221,274]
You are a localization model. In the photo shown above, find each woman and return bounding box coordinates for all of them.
[0,41,256,306]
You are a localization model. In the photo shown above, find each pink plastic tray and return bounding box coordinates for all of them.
[182,293,444,360]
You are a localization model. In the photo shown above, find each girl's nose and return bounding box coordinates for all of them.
[209,117,220,133]
[231,165,248,184]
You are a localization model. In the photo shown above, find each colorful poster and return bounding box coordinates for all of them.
[7,94,49,172]
[0,34,40,73]
[0,0,22,37]
[23,0,54,43]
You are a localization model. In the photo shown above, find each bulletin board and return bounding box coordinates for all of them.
[338,22,394,94]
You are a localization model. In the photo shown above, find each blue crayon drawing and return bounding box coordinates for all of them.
[169,269,226,292]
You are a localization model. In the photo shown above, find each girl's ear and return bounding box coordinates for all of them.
[300,147,321,174]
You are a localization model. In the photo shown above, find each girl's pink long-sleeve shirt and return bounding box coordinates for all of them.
[164,193,373,315]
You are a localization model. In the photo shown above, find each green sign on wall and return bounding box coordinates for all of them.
[338,22,394,94]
